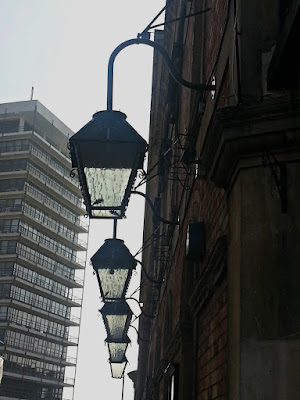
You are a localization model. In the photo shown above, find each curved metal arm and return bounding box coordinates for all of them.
[129,325,149,342]
[136,259,163,285]
[125,297,155,318]
[131,190,179,226]
[107,37,215,110]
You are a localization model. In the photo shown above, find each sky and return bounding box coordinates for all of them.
[0,1,165,399]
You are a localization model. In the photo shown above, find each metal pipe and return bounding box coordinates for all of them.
[113,219,117,239]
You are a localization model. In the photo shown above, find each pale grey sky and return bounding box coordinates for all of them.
[0,1,165,399]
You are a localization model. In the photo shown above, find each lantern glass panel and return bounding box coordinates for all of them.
[97,268,131,300]
[106,314,128,340]
[85,167,131,218]
[110,360,127,379]
[108,342,128,363]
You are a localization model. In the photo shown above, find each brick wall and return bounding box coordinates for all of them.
[190,179,228,271]
[197,279,227,400]
[205,0,229,81]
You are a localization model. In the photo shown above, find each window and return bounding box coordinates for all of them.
[0,219,19,233]
[0,179,25,192]
[0,306,8,321]
[0,240,17,254]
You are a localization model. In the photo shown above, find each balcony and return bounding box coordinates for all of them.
[17,224,86,269]
[16,246,84,288]
[2,362,74,386]
[1,312,79,344]
[24,184,88,232]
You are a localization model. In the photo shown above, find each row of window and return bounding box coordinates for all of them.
[0,306,71,340]
[0,137,75,187]
[3,354,66,381]
[0,178,24,192]
[0,240,79,284]
[0,138,30,152]
[0,158,80,206]
[0,179,81,225]
[0,198,85,242]
[29,141,76,185]
[27,163,80,206]
[9,285,70,318]
[2,329,67,360]
[19,220,78,262]
[25,182,79,224]
[14,263,71,298]
[24,202,80,242]
[17,243,76,281]
[0,261,81,304]
[0,159,27,172]
[0,377,63,400]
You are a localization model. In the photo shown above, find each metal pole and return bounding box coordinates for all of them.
[113,218,117,239]
[121,374,125,400]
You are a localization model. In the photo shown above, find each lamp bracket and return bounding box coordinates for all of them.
[107,37,216,110]
[136,259,163,285]
[129,324,149,343]
[126,297,156,319]
[131,190,179,226]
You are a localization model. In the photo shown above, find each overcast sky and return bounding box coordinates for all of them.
[0,1,165,399]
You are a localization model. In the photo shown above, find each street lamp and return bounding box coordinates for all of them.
[69,110,147,219]
[100,300,133,341]
[69,33,215,381]
[69,38,214,220]
[91,238,137,301]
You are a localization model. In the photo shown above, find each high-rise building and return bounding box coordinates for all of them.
[0,100,88,400]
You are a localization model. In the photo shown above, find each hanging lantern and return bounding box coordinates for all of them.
[69,110,147,219]
[91,238,136,301]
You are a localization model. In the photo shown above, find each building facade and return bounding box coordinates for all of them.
[0,101,88,400]
[135,1,299,400]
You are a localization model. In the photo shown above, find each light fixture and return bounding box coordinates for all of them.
[106,335,131,363]
[110,357,128,379]
[69,110,147,219]
[69,32,216,380]
[91,238,137,301]
[100,300,132,341]
[69,37,214,221]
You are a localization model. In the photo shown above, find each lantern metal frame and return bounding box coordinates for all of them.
[106,335,131,363]
[109,356,128,379]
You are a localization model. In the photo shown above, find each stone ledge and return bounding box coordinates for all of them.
[201,97,300,188]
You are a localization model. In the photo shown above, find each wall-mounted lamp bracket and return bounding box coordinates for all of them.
[131,190,179,226]
[126,297,156,319]
[129,324,149,343]
[135,259,163,285]
[107,37,216,110]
